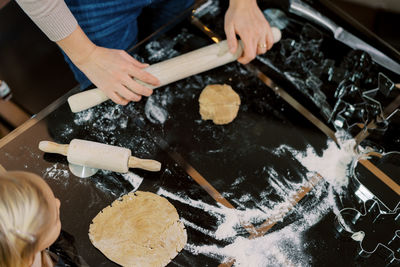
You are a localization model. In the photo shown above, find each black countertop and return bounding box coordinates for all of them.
[0,1,399,266]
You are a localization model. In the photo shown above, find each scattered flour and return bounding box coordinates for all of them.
[74,109,94,125]
[59,125,74,139]
[42,163,143,194]
[145,97,168,124]
[144,28,194,63]
[69,102,162,156]
[43,163,70,186]
[145,40,179,62]
[273,137,358,194]
[294,139,357,193]
[43,163,69,178]
[73,104,129,133]
[121,172,144,192]
[231,176,245,187]
[186,227,305,267]
[158,182,335,266]
[156,137,360,266]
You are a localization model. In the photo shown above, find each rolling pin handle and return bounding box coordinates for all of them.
[271,27,282,43]
[128,156,161,172]
[67,89,109,113]
[38,141,69,156]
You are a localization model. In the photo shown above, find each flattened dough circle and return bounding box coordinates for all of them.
[89,191,187,267]
[199,84,241,125]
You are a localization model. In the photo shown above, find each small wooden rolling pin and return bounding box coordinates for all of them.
[39,139,161,173]
[68,27,282,113]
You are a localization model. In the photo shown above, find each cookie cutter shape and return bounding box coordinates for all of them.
[331,72,399,135]
[350,151,400,212]
[335,199,400,264]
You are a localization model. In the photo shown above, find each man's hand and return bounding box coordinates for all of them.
[57,26,160,105]
[224,0,274,64]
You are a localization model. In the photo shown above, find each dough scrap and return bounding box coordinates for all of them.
[199,84,240,125]
[89,191,187,267]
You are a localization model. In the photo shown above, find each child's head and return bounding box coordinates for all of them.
[0,171,61,267]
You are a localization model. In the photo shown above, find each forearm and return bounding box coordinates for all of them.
[14,0,77,41]
[56,26,97,67]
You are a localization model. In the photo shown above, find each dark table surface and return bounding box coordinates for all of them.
[1,1,399,266]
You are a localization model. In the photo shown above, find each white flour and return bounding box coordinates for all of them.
[43,163,70,186]
[59,125,74,139]
[121,172,144,192]
[43,163,69,178]
[157,137,359,266]
[73,104,129,137]
[186,227,305,267]
[145,97,168,124]
[71,99,161,156]
[272,136,357,194]
[159,183,334,266]
[74,109,94,125]
[297,139,357,194]
[145,40,179,62]
[42,163,143,194]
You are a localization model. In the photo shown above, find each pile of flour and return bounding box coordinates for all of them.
[278,137,357,194]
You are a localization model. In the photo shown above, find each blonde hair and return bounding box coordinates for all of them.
[0,171,52,267]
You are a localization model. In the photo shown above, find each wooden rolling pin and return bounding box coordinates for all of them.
[68,27,282,113]
[39,139,161,173]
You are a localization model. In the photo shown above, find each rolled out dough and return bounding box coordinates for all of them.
[89,191,187,267]
[199,84,240,125]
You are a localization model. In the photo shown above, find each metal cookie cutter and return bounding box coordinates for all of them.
[68,162,98,178]
[350,151,400,212]
[335,150,400,264]
[332,72,399,135]
[335,199,400,265]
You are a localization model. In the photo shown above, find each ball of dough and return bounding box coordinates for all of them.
[89,191,187,267]
[199,84,241,125]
